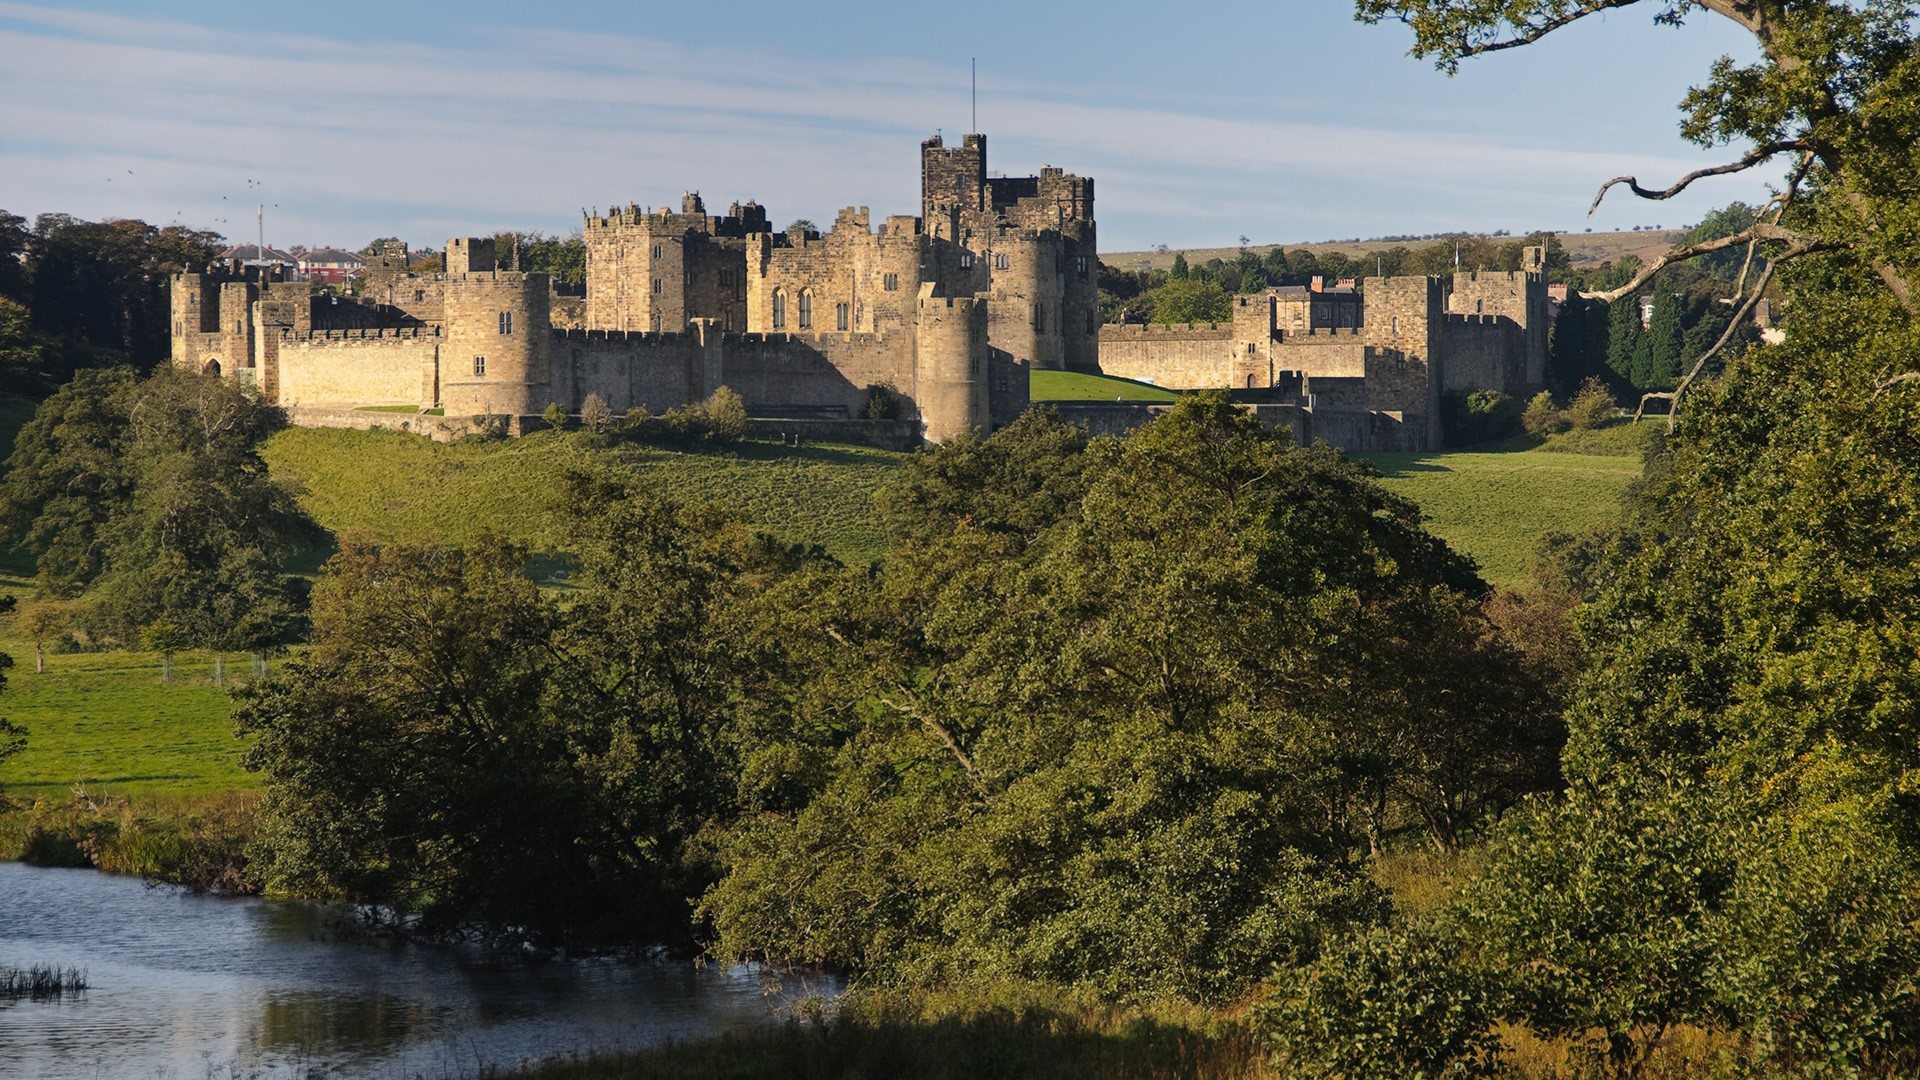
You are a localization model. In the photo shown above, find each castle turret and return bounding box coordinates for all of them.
[914,286,989,442]
[440,241,551,420]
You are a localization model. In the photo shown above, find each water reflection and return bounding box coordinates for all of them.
[0,861,827,1079]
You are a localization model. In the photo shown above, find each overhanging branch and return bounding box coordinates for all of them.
[1580,223,1827,304]
[1588,139,1804,214]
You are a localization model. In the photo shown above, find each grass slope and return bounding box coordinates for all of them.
[1030,370,1183,402]
[1361,447,1641,589]
[261,428,906,568]
[0,645,259,799]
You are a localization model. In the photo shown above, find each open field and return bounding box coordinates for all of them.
[1361,446,1642,588]
[0,643,259,800]
[1103,228,1688,274]
[1030,370,1183,402]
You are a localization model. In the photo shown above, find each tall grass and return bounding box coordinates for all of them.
[0,963,88,1000]
[496,983,1272,1080]
[0,788,261,893]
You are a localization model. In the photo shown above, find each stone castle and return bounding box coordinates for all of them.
[172,133,1545,451]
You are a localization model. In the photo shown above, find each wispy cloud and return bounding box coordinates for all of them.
[0,2,1775,250]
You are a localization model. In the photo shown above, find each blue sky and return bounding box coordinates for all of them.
[0,1,1779,253]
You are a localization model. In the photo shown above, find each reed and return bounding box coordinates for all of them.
[0,963,88,1000]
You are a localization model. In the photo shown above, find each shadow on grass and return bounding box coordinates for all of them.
[1355,453,1456,478]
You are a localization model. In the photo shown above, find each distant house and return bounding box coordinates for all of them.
[220,244,298,273]
[297,247,366,285]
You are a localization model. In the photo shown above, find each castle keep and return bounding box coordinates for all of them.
[173,131,1544,451]
[172,133,1097,443]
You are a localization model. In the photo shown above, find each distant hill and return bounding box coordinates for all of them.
[1102,229,1687,274]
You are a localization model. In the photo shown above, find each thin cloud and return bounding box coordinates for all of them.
[0,3,1777,250]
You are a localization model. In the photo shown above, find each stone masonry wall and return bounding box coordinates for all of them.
[1097,323,1238,386]
[276,331,439,409]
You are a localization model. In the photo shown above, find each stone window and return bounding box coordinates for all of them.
[798,290,814,330]
[650,314,661,331]
[772,289,786,329]
[883,273,898,291]
[652,278,662,295]
[959,251,973,270]
[473,355,486,376]
[835,302,849,331]
[1391,316,1399,334]
[684,269,692,286]
[995,252,1009,271]
[1075,255,1089,277]
[652,244,661,258]
[1475,299,1483,313]
[720,269,734,287]
[498,311,512,335]
[414,290,424,302]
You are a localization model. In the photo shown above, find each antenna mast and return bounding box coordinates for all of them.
[971,58,977,132]
[257,204,264,270]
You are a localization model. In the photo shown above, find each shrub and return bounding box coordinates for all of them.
[1565,377,1616,430]
[1256,925,1506,1079]
[862,382,905,421]
[1442,389,1523,447]
[621,387,751,449]
[542,402,568,431]
[1521,391,1568,437]
[579,393,614,434]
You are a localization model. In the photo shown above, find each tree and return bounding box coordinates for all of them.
[701,396,1555,1000]
[1604,295,1641,391]
[1147,277,1231,325]
[0,367,311,649]
[579,392,614,433]
[1327,3,1920,1071]
[1169,252,1190,280]
[19,601,72,674]
[541,401,568,431]
[1633,291,1685,391]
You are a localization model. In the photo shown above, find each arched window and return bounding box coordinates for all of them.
[995,252,1009,270]
[835,302,850,331]
[798,290,813,329]
[772,289,786,329]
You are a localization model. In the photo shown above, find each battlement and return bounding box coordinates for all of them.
[1277,326,1367,341]
[1099,322,1229,337]
[1439,313,1511,327]
[282,326,441,341]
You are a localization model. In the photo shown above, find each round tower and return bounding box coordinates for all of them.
[914,293,989,443]
[440,270,551,420]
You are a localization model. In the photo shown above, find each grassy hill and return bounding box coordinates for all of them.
[1362,447,1641,586]
[1030,370,1183,402]
[0,418,1644,803]
[260,427,905,570]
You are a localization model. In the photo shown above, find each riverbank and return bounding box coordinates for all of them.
[495,984,1272,1080]
[0,788,259,893]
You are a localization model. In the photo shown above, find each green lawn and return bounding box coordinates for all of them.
[1030,370,1183,402]
[0,643,261,799]
[261,427,907,568]
[1361,447,1642,589]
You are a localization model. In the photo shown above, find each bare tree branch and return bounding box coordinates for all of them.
[1872,372,1920,397]
[1580,223,1826,304]
[1588,139,1805,215]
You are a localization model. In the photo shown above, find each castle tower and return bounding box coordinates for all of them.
[440,240,551,420]
[914,287,989,443]
[921,133,986,239]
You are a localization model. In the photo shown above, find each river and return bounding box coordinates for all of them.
[0,861,826,1079]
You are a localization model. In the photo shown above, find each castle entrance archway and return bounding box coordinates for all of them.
[203,359,222,377]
